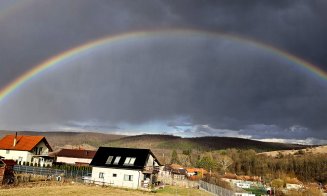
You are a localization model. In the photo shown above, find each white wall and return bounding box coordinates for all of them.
[91,167,143,189]
[0,140,52,166]
[0,149,31,163]
[35,141,50,155]
[57,156,92,164]
[146,154,159,167]
[286,183,302,190]
[236,182,251,189]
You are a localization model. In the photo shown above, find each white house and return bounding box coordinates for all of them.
[88,147,162,189]
[0,133,53,167]
[236,182,251,189]
[56,149,96,165]
[286,183,303,190]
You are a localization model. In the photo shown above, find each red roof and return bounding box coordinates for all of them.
[56,149,96,159]
[186,168,208,174]
[0,135,51,151]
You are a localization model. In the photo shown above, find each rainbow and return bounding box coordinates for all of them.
[0,29,326,104]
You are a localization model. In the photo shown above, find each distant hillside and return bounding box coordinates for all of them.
[0,131,308,152]
[259,145,327,157]
[105,134,307,152]
[0,130,124,150]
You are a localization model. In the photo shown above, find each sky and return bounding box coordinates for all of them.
[0,0,327,144]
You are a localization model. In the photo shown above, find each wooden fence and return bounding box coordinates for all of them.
[13,165,91,179]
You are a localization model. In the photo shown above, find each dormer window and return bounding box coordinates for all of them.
[106,156,114,164]
[113,156,121,165]
[124,157,136,165]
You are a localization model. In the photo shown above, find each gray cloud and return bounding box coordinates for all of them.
[0,0,326,143]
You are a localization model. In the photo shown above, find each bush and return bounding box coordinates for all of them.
[304,187,323,196]
[271,178,284,188]
[294,149,305,155]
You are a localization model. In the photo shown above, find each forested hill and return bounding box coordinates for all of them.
[0,131,308,152]
[0,130,124,150]
[106,134,307,152]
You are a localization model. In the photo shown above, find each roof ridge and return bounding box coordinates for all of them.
[99,146,151,150]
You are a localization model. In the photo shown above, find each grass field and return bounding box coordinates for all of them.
[0,183,212,196]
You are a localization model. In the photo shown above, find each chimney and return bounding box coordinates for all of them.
[13,132,17,147]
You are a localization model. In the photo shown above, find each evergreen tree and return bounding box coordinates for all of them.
[170,149,180,164]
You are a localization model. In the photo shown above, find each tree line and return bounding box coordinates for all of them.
[170,148,327,184]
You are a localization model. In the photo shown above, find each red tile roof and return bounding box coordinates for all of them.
[56,149,96,159]
[0,135,49,151]
[186,168,208,174]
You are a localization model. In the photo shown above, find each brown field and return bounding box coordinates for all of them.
[0,183,211,196]
[258,145,327,157]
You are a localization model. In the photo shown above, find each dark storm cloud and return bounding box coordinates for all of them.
[0,0,326,142]
[162,0,327,67]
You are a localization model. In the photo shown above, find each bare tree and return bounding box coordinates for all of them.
[216,155,233,173]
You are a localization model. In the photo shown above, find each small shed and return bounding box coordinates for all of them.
[0,159,16,184]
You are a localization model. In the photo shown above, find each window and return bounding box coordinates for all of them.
[124,157,136,165]
[106,156,114,164]
[34,147,42,155]
[124,174,133,181]
[99,172,104,179]
[124,157,130,165]
[6,150,10,154]
[113,156,121,165]
[129,157,136,165]
[113,173,117,177]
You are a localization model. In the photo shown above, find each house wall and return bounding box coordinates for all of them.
[146,155,159,167]
[0,150,31,163]
[286,183,302,190]
[91,167,143,189]
[0,141,51,167]
[236,182,251,189]
[34,142,50,155]
[56,157,92,164]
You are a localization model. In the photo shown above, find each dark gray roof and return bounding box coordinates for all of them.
[90,147,162,169]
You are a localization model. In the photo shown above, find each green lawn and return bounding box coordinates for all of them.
[244,187,267,196]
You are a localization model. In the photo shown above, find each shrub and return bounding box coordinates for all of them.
[271,178,284,188]
[303,187,323,196]
[294,149,305,155]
